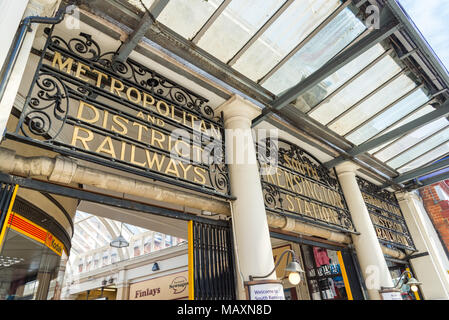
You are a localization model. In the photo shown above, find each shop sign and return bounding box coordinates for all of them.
[357,177,415,251]
[45,232,64,256]
[256,138,355,233]
[6,25,230,199]
[8,212,65,256]
[129,271,188,300]
[380,289,403,300]
[247,281,285,300]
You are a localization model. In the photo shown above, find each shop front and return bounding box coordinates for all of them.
[253,138,365,300]
[0,186,70,300]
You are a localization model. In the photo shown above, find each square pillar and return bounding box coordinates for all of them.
[396,191,449,299]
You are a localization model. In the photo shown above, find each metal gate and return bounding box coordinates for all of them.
[189,220,236,300]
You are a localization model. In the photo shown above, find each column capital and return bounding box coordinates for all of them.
[395,190,421,203]
[216,94,262,123]
[335,161,359,176]
[25,0,60,17]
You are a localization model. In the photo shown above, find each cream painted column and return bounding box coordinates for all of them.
[115,269,130,300]
[216,95,276,300]
[335,162,394,300]
[396,191,449,299]
[0,0,61,137]
[116,282,130,300]
[35,271,53,300]
[0,1,29,71]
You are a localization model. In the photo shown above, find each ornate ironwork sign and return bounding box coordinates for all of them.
[257,138,355,233]
[357,177,415,251]
[6,25,230,199]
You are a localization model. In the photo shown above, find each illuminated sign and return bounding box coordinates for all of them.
[257,138,354,233]
[6,26,230,199]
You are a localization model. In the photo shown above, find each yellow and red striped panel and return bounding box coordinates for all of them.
[7,212,65,256]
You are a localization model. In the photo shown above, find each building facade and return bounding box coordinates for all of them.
[0,0,449,301]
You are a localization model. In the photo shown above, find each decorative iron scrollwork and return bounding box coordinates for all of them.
[356,176,416,250]
[47,29,218,122]
[257,138,355,233]
[8,23,231,200]
[19,71,69,140]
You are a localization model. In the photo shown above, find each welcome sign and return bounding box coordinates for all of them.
[7,25,230,199]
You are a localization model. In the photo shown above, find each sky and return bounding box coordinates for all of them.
[399,0,449,72]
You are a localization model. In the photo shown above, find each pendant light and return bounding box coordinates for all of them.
[110,222,129,248]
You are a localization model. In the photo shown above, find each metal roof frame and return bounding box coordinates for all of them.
[67,0,449,190]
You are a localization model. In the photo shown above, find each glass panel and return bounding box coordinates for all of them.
[153,232,163,251]
[374,117,449,162]
[309,55,402,125]
[346,89,429,145]
[197,0,286,62]
[398,145,449,173]
[292,44,386,113]
[367,105,436,154]
[328,75,417,135]
[156,0,225,40]
[262,7,366,94]
[387,126,449,169]
[144,235,152,254]
[232,0,341,81]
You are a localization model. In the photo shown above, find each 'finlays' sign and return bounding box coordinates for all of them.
[7,26,230,199]
[129,271,188,300]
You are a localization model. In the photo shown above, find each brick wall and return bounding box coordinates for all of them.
[419,180,449,253]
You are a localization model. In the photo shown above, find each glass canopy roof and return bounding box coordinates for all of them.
[124,0,449,186]
[68,211,184,276]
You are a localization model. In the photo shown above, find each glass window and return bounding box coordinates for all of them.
[102,251,109,266]
[328,76,417,136]
[156,0,225,40]
[0,227,60,300]
[292,44,387,113]
[197,0,286,63]
[346,88,430,145]
[233,0,342,82]
[154,233,163,251]
[301,245,348,300]
[93,253,100,269]
[374,117,449,162]
[309,54,402,126]
[398,143,449,173]
[86,256,92,272]
[165,234,172,247]
[387,126,449,169]
[367,104,436,155]
[111,252,118,264]
[144,235,152,254]
[262,8,366,95]
[133,239,142,257]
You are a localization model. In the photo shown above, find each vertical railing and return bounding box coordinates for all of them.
[191,220,236,300]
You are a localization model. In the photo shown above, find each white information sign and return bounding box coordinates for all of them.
[380,290,403,300]
[248,283,285,300]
